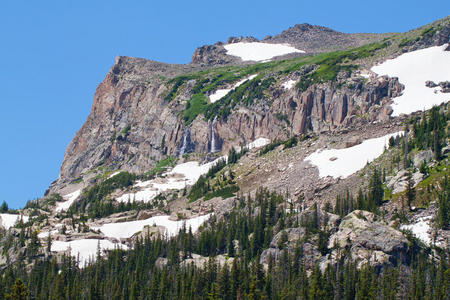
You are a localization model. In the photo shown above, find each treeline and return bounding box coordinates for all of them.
[0,189,448,299]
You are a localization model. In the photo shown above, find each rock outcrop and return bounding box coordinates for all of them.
[325,210,409,269]
[260,210,410,271]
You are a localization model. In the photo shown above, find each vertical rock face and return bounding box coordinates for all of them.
[50,18,450,190]
[56,54,403,190]
[58,57,191,185]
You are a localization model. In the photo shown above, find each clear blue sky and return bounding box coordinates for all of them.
[0,1,448,208]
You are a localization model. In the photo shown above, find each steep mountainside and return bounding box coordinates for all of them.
[52,17,449,194]
[0,16,449,300]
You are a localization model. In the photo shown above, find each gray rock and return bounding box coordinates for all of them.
[442,145,450,156]
[155,257,168,269]
[180,254,233,269]
[269,227,306,249]
[387,170,424,194]
[328,210,408,268]
[413,150,433,168]
[425,80,438,88]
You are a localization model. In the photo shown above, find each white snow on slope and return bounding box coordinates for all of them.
[38,229,59,239]
[400,216,432,245]
[282,79,296,90]
[247,137,271,150]
[117,157,225,203]
[209,74,258,103]
[108,171,121,178]
[0,214,29,230]
[56,189,81,212]
[37,224,63,239]
[93,214,212,240]
[117,137,271,203]
[51,239,128,267]
[359,71,371,79]
[371,44,450,116]
[304,132,403,179]
[224,42,304,62]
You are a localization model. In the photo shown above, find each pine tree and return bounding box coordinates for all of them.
[0,201,8,213]
[6,279,28,300]
[217,263,231,300]
[308,264,324,300]
[406,171,416,210]
[368,168,384,209]
[438,176,449,229]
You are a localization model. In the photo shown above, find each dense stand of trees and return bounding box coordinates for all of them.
[0,189,448,299]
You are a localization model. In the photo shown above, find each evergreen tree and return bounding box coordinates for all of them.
[406,171,416,210]
[6,279,28,300]
[309,264,324,300]
[0,201,8,213]
[368,168,384,209]
[228,147,238,164]
[438,176,449,229]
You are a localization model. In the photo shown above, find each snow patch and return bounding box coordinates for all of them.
[108,171,121,178]
[224,42,304,62]
[93,214,212,240]
[0,214,29,230]
[56,189,81,212]
[359,71,371,79]
[247,138,271,150]
[51,239,128,267]
[400,216,432,245]
[117,157,224,203]
[282,79,296,90]
[304,132,403,179]
[371,44,450,116]
[38,229,59,239]
[209,74,258,103]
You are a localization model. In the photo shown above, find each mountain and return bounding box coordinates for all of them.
[192,23,393,66]
[0,16,449,299]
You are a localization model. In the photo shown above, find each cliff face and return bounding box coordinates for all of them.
[55,18,449,190]
[56,61,401,188]
[58,57,197,185]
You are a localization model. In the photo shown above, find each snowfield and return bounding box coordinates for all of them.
[371,44,450,116]
[304,132,403,179]
[282,79,297,90]
[224,42,304,62]
[0,214,29,230]
[209,74,257,103]
[400,216,432,245]
[51,239,128,266]
[56,189,81,212]
[93,214,212,240]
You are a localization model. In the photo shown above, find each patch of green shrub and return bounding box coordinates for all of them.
[183,94,208,124]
